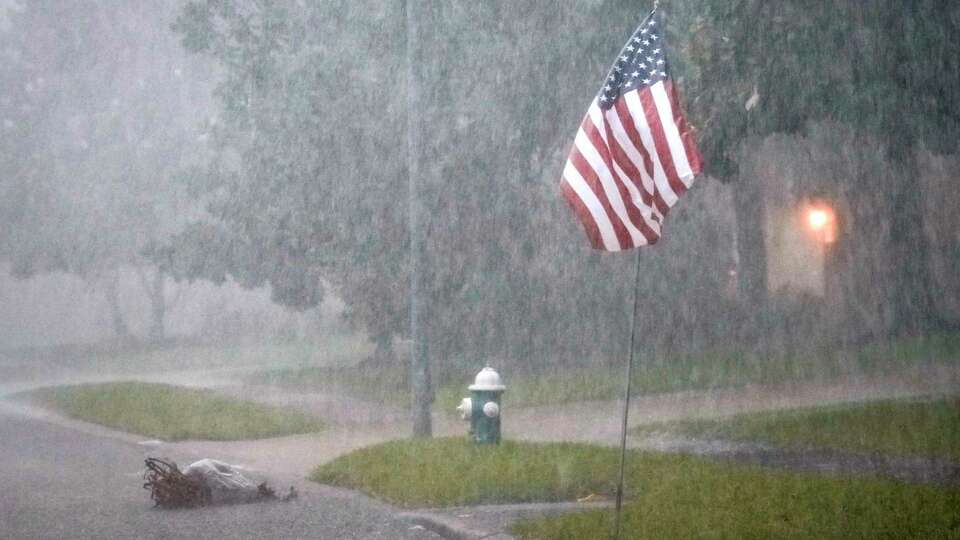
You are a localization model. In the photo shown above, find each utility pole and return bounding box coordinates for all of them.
[403,0,433,437]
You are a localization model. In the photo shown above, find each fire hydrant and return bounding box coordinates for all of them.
[456,367,505,444]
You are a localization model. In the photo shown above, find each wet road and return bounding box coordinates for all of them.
[0,410,442,540]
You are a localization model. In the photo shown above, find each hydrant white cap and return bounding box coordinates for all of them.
[469,367,506,391]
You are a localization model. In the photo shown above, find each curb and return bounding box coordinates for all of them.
[399,501,615,540]
[400,512,507,540]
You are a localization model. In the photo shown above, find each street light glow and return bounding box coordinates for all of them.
[808,209,829,230]
[805,205,836,244]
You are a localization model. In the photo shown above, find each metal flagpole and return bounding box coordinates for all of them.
[614,5,662,536]
[614,250,644,539]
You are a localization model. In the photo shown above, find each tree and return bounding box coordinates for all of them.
[167,0,748,436]
[680,0,960,335]
[0,1,213,341]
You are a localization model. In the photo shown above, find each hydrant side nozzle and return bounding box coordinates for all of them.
[456,398,472,421]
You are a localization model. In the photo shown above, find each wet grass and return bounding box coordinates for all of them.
[512,462,960,539]
[23,382,324,441]
[311,438,960,539]
[635,395,960,460]
[312,438,625,507]
[1,335,374,384]
[499,332,960,409]
[249,332,960,411]
[247,362,412,404]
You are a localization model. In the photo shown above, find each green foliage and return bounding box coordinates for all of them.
[24,381,324,441]
[312,438,960,539]
[313,438,632,507]
[167,1,739,374]
[514,461,960,539]
[682,0,960,175]
[679,1,960,334]
[249,363,412,405]
[0,2,218,340]
[162,0,960,380]
[637,396,960,460]
[250,332,960,410]
[0,2,211,280]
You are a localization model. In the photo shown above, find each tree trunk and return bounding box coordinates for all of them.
[104,270,131,339]
[146,269,166,343]
[887,156,938,335]
[373,333,396,363]
[732,174,768,310]
[404,0,434,437]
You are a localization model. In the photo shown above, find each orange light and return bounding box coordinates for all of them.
[805,205,836,244]
[808,209,829,230]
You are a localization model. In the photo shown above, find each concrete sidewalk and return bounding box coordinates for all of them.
[3,364,958,539]
[401,501,614,540]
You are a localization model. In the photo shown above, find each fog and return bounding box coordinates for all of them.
[0,2,958,539]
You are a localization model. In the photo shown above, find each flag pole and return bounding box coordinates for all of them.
[614,249,644,539]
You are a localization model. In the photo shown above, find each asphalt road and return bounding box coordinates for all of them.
[0,410,443,540]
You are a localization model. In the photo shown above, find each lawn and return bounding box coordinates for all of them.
[498,332,960,409]
[251,332,960,411]
[23,381,324,441]
[3,335,375,384]
[634,396,960,460]
[247,362,413,404]
[312,438,960,539]
[312,438,626,507]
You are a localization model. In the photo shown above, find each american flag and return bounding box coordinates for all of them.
[561,8,703,251]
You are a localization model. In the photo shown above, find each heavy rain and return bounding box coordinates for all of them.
[0,1,958,539]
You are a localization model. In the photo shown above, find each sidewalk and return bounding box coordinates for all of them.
[401,501,614,540]
[2,364,958,539]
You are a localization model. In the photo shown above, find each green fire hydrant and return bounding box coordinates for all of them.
[456,367,505,444]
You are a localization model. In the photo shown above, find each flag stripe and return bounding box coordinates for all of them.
[609,157,662,239]
[612,98,656,189]
[569,141,633,249]
[611,98,671,217]
[637,84,688,197]
[603,107,656,205]
[664,80,704,178]
[624,91,680,205]
[561,178,606,250]
[601,118,663,238]
[651,81,695,187]
[606,102,669,218]
[577,122,652,246]
[584,107,659,243]
[562,161,621,251]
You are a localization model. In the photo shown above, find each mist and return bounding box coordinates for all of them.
[1,2,958,539]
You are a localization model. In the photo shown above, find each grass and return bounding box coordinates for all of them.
[250,332,960,411]
[312,438,627,507]
[497,332,960,409]
[512,462,960,539]
[635,395,960,460]
[247,362,412,404]
[2,334,375,384]
[23,381,324,441]
[311,438,960,539]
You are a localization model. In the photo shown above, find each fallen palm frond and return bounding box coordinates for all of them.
[143,457,210,508]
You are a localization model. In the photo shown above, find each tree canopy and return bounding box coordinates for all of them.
[0,1,214,338]
[164,0,738,374]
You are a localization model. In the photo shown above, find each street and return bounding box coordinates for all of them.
[0,410,442,540]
